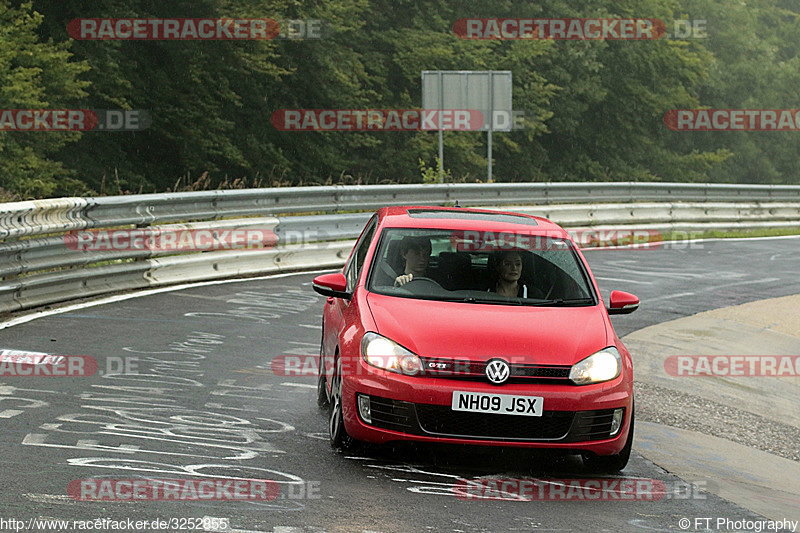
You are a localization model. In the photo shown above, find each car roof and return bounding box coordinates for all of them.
[374,206,568,236]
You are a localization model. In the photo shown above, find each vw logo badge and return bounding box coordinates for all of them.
[485,359,510,385]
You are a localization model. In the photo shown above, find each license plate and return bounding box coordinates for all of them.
[451,391,543,417]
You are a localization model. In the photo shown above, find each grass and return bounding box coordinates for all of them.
[661,227,800,241]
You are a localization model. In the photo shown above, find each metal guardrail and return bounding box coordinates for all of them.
[3,182,800,239]
[1,182,799,314]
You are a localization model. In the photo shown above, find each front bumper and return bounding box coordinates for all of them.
[341,361,633,455]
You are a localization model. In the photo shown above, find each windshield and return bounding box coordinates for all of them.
[367,228,596,306]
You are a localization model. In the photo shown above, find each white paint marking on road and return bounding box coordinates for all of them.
[595,276,653,285]
[704,277,780,291]
[297,324,321,330]
[282,347,318,355]
[646,292,696,303]
[210,390,291,401]
[217,380,272,390]
[22,432,274,458]
[0,409,24,418]
[0,385,60,395]
[255,418,296,433]
[281,382,316,389]
[627,519,673,531]
[204,402,259,412]
[647,277,781,304]
[24,493,75,505]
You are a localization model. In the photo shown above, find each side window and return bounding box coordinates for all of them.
[345,218,377,292]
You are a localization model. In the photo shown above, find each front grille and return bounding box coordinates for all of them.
[364,395,621,443]
[511,364,572,381]
[415,404,574,440]
[419,358,573,384]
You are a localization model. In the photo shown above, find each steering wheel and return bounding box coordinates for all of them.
[402,276,444,291]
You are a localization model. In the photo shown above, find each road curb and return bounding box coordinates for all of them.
[626,294,800,521]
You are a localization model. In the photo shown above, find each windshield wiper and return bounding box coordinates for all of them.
[527,297,595,306]
[435,295,523,305]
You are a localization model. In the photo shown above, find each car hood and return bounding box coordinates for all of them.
[365,293,609,366]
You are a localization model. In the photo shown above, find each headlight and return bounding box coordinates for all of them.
[569,347,622,385]
[361,332,422,376]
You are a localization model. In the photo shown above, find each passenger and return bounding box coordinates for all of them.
[394,236,432,286]
[490,250,530,298]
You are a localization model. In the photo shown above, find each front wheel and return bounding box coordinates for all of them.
[329,358,355,451]
[316,342,329,408]
[582,403,634,473]
[316,361,329,408]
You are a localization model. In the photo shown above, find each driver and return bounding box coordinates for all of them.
[394,236,432,286]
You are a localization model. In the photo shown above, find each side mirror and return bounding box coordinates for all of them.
[312,272,351,300]
[607,290,639,315]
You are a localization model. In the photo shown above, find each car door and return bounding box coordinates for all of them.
[322,215,377,380]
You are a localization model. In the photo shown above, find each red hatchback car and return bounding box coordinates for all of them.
[312,206,640,472]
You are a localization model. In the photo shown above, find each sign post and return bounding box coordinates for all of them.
[422,70,513,182]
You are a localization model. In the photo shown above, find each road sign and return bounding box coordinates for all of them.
[422,70,513,181]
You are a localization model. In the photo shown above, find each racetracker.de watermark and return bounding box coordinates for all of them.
[453,18,707,40]
[453,18,666,40]
[453,478,713,501]
[67,478,279,501]
[67,18,279,40]
[1,109,150,131]
[271,109,530,131]
[446,228,665,251]
[64,228,278,252]
[0,517,231,533]
[272,109,495,131]
[0,354,97,377]
[275,19,329,39]
[664,109,800,131]
[664,355,800,377]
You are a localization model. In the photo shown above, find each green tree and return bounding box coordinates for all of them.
[0,1,90,198]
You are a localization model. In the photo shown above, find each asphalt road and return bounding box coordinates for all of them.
[0,236,798,533]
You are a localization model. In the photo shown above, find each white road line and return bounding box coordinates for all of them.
[24,493,75,505]
[704,277,780,291]
[0,385,60,395]
[644,292,696,303]
[281,382,316,389]
[0,409,24,418]
[204,402,259,412]
[595,276,653,285]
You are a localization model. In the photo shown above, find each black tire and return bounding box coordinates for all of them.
[328,358,355,451]
[316,340,329,408]
[316,359,329,408]
[582,403,634,474]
